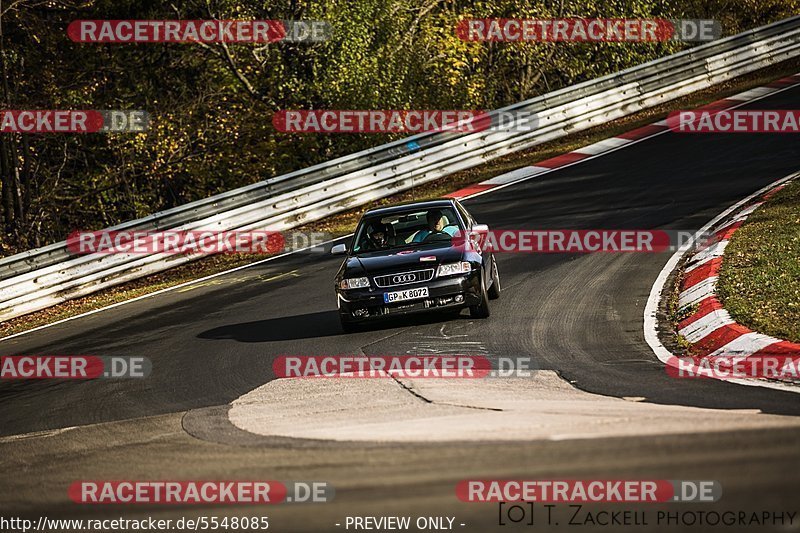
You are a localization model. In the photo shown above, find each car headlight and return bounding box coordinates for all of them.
[339,277,370,290]
[436,261,472,277]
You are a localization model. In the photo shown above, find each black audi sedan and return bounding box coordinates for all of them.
[332,198,500,331]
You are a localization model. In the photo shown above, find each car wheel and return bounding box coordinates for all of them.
[487,257,501,300]
[470,276,491,319]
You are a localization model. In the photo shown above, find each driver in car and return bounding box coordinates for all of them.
[412,209,458,243]
[364,222,391,250]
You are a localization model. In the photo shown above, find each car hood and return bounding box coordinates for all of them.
[344,245,464,275]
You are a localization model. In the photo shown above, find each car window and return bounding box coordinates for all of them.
[455,200,475,226]
[352,207,462,253]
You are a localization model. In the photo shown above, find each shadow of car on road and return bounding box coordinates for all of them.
[196,309,469,342]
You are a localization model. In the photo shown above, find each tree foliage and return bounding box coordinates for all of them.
[0,0,796,252]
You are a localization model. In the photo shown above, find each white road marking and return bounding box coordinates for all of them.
[685,241,728,273]
[726,87,778,101]
[573,137,632,155]
[678,276,718,308]
[732,202,764,221]
[707,332,781,357]
[481,166,550,185]
[0,426,76,443]
[679,309,735,343]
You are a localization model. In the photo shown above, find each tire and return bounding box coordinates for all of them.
[470,276,491,318]
[487,257,501,300]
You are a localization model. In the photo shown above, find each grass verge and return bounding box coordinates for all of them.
[717,179,800,343]
[662,255,693,354]
[3,57,800,339]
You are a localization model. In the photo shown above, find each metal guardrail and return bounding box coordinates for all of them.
[1,16,799,321]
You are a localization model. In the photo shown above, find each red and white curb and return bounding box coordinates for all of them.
[676,182,800,368]
[645,170,800,394]
[446,73,800,200]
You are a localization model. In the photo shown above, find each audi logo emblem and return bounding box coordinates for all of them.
[392,273,417,284]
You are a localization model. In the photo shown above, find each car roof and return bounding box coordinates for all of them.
[362,198,458,218]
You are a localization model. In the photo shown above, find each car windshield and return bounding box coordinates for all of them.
[352,206,463,254]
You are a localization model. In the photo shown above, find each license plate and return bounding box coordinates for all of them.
[384,286,429,303]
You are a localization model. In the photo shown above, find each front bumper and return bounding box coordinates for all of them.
[337,271,482,323]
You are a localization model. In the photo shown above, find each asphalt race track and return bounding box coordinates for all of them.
[1,85,799,532]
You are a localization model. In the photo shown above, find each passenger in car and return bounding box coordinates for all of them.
[411,210,458,243]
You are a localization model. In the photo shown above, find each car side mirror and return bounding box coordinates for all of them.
[331,243,347,255]
[465,224,489,253]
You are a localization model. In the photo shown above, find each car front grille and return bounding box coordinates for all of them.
[373,268,435,288]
